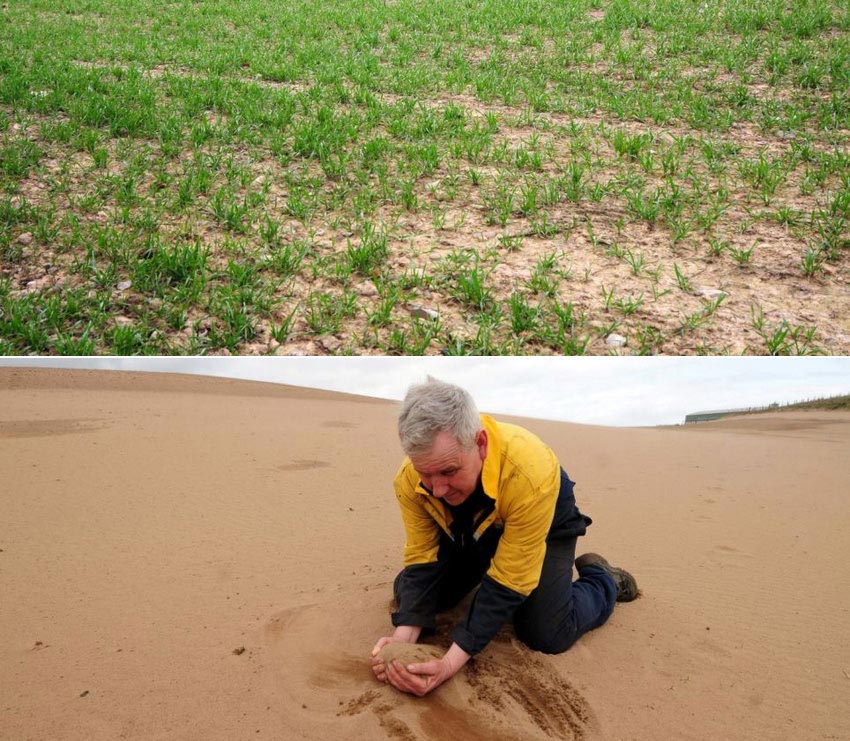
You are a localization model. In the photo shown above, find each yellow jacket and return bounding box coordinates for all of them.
[393,414,562,597]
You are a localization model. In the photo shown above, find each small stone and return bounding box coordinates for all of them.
[79,690,89,698]
[696,286,726,300]
[605,333,627,348]
[407,304,439,320]
[238,342,269,355]
[268,339,281,352]
[114,316,134,327]
[25,277,50,291]
[233,646,246,655]
[356,281,378,298]
[17,232,33,246]
[116,280,132,291]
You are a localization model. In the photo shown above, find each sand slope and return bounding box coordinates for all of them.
[1,368,848,740]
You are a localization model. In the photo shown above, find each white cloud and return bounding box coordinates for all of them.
[1,357,848,427]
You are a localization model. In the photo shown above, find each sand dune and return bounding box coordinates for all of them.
[1,368,848,740]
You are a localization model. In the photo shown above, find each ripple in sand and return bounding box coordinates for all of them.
[0,419,106,438]
[277,459,331,472]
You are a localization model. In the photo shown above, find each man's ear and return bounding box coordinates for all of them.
[476,429,488,461]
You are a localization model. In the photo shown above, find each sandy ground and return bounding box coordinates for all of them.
[1,368,849,740]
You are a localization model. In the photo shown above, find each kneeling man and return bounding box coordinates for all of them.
[371,377,638,696]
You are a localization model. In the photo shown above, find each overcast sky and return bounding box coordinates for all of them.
[2,357,848,427]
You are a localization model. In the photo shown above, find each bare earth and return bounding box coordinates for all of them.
[1,368,848,740]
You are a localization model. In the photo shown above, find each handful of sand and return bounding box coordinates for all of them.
[378,643,443,668]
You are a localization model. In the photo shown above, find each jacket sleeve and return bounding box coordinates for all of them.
[393,464,441,566]
[392,562,446,629]
[450,574,525,654]
[391,464,443,628]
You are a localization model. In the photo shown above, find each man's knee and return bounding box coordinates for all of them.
[513,613,578,655]
[514,623,576,654]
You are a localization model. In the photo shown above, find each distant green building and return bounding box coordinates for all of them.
[684,403,779,424]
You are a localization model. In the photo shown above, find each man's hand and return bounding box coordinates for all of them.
[385,642,470,697]
[369,636,402,683]
[385,656,452,696]
[370,626,422,683]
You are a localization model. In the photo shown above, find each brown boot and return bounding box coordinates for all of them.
[575,553,640,602]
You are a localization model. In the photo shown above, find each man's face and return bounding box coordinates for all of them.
[409,429,488,506]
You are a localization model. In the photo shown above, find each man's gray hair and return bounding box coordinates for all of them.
[398,377,481,456]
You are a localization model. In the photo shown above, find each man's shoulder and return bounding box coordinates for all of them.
[485,416,552,459]
[481,416,560,502]
[393,458,419,494]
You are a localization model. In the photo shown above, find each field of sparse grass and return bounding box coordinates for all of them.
[1,0,848,355]
[775,392,850,410]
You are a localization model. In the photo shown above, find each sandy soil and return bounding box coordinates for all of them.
[1,368,848,740]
